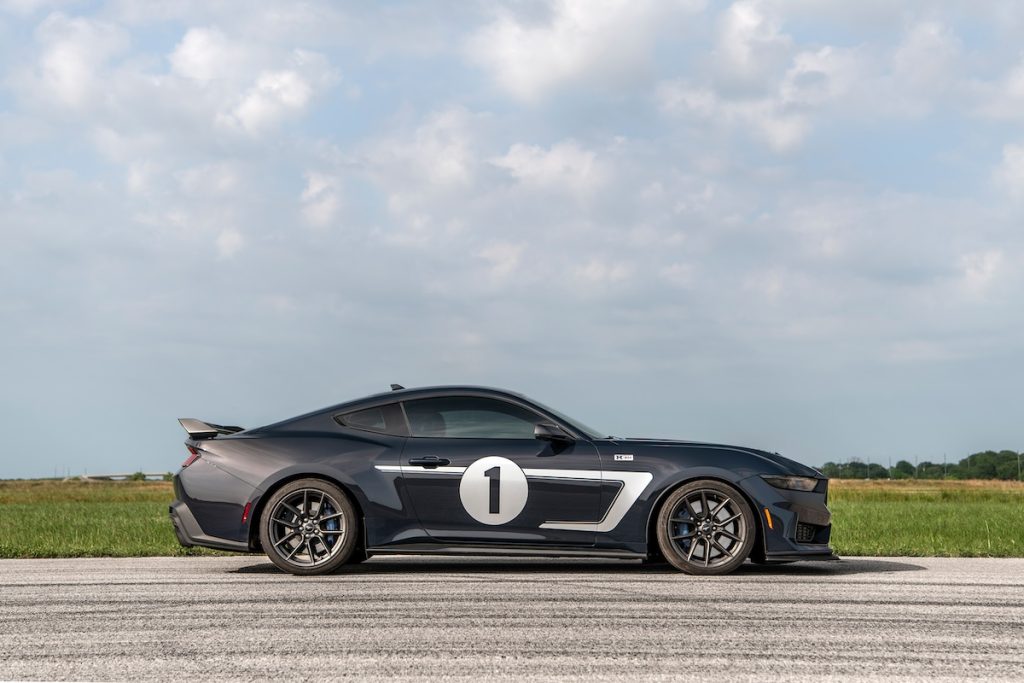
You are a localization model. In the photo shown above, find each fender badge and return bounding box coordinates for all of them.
[614,454,634,462]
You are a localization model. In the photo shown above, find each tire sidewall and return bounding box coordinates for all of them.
[259,478,358,576]
[656,480,756,576]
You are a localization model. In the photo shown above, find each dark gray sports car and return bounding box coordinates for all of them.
[170,385,835,575]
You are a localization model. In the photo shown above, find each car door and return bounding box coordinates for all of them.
[399,395,602,547]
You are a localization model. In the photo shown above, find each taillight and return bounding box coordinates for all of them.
[182,446,200,468]
[241,502,252,524]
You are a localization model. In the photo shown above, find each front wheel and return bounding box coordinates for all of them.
[259,479,358,576]
[656,480,756,575]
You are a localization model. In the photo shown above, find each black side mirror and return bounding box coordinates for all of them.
[534,423,573,443]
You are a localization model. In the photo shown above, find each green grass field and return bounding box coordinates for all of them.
[1,478,1022,558]
[828,479,1024,557]
[0,480,224,558]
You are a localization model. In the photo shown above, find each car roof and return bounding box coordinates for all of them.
[331,385,532,412]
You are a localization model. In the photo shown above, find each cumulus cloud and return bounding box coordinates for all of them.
[466,0,703,102]
[491,140,607,197]
[713,0,792,92]
[994,144,1024,198]
[301,172,343,228]
[169,26,253,82]
[26,12,129,108]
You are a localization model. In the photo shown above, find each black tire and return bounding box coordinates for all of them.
[259,478,358,576]
[656,480,756,576]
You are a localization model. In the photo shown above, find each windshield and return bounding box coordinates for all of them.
[528,397,608,440]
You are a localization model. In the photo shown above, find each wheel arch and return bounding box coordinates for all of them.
[248,471,366,552]
[645,474,765,561]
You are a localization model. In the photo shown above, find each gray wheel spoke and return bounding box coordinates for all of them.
[710,498,729,518]
[718,512,741,525]
[274,531,299,548]
[700,491,709,518]
[711,538,733,558]
[273,516,297,528]
[671,531,696,540]
[717,529,741,542]
[279,502,302,519]
[320,529,345,535]
[683,498,699,521]
[703,538,711,567]
[319,512,345,522]
[303,490,309,516]
[285,541,303,561]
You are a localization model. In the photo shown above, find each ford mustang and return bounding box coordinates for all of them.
[170,385,835,575]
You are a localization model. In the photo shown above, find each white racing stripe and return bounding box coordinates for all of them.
[525,470,653,533]
[374,465,468,475]
[374,464,652,533]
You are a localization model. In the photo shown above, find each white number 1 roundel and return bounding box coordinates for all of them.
[459,456,528,525]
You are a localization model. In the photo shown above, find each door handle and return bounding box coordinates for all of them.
[408,456,450,468]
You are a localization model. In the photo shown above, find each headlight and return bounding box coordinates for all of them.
[761,475,818,492]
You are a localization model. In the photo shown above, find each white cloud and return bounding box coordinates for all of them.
[491,141,607,196]
[169,26,253,82]
[657,80,809,151]
[367,107,484,193]
[892,21,962,95]
[993,143,1024,198]
[230,69,313,132]
[960,250,1003,294]
[660,263,695,288]
[301,172,342,228]
[714,0,792,91]
[466,0,702,102]
[177,162,240,197]
[216,228,244,259]
[573,259,632,285]
[477,242,524,280]
[29,12,129,108]
[221,50,336,134]
[975,58,1024,120]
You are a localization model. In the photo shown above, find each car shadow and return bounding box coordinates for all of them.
[232,556,926,576]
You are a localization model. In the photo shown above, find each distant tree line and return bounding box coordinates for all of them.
[822,450,1022,480]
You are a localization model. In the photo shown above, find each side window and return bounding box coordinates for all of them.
[336,403,407,435]
[403,397,541,439]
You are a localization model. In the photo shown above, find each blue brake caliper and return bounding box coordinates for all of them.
[323,504,339,548]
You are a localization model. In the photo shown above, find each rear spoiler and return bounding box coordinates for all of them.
[178,418,245,440]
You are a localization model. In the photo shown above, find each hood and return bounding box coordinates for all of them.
[610,437,823,478]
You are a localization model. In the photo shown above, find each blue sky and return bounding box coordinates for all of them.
[1,0,1023,478]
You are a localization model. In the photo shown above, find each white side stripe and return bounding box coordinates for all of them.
[374,464,652,533]
[530,470,653,533]
[374,465,468,475]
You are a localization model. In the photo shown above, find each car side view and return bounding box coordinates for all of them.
[170,385,835,575]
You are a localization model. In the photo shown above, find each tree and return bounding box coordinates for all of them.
[894,460,915,479]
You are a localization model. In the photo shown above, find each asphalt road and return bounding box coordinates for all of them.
[1,556,1022,681]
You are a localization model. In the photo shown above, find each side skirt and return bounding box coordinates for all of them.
[365,543,645,560]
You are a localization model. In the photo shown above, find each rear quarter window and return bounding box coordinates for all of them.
[335,403,408,436]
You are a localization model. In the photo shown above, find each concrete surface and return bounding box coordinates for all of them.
[0,556,1022,681]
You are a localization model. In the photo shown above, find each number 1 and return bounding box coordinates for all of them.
[484,466,500,514]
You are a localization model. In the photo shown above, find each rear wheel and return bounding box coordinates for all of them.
[259,479,357,576]
[656,480,755,575]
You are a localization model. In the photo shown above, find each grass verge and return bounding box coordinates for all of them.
[0,478,1022,558]
[0,481,225,558]
[829,479,1024,557]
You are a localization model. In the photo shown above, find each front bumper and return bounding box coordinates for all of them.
[741,474,837,561]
